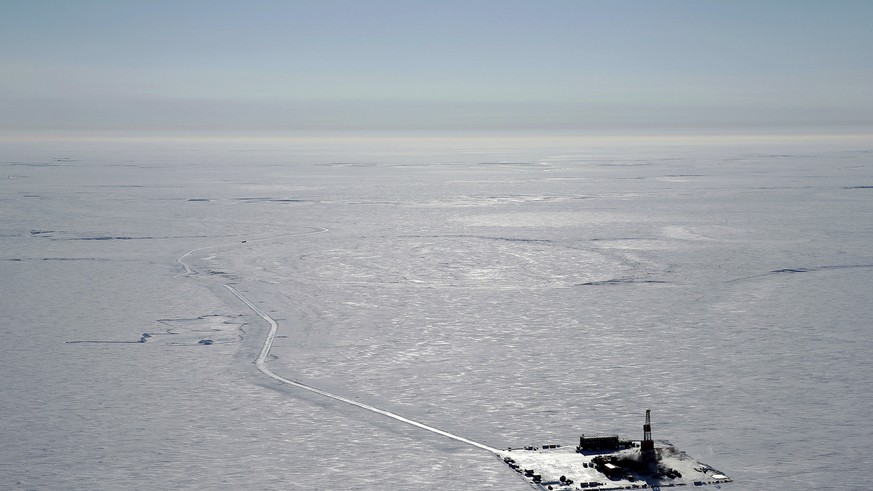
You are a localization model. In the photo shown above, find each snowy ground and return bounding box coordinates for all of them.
[1,134,872,489]
[500,442,731,489]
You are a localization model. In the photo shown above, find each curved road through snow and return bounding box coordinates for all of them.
[176,228,500,455]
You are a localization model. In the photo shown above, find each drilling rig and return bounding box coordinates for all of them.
[640,409,657,464]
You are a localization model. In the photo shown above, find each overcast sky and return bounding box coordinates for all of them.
[2,0,872,134]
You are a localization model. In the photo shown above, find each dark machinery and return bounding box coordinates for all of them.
[641,409,656,463]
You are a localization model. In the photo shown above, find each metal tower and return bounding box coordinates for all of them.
[641,409,656,461]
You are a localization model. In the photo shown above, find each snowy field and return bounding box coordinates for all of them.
[1,134,872,490]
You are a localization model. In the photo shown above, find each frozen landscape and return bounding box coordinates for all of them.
[1,134,872,490]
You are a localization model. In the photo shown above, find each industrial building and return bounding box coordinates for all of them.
[576,435,621,452]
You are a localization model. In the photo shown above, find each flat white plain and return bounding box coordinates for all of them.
[1,136,871,490]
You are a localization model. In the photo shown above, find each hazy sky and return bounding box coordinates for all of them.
[2,0,872,134]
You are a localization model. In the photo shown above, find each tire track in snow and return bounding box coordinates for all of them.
[177,228,500,454]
